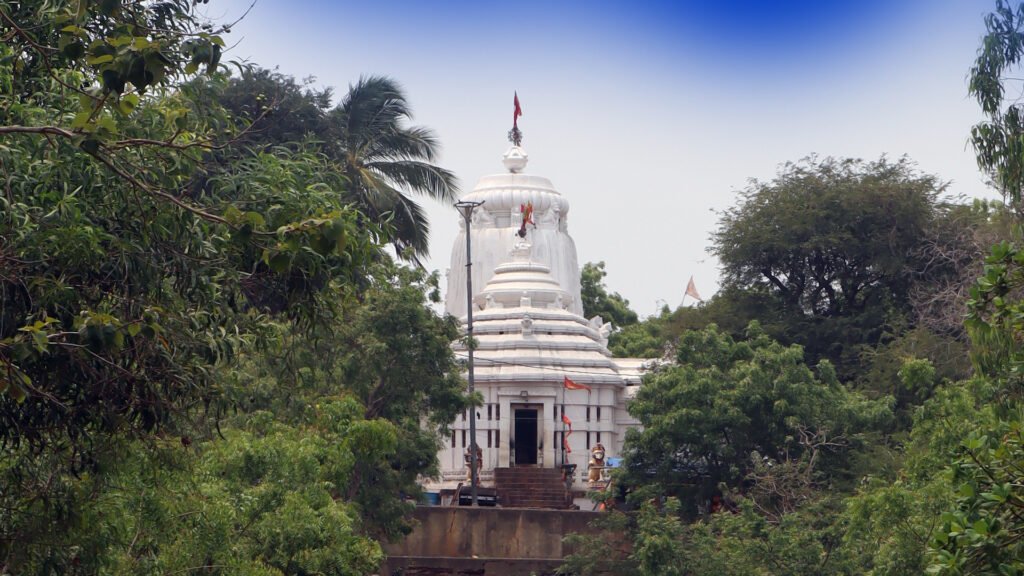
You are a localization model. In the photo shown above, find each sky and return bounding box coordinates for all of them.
[210,0,997,317]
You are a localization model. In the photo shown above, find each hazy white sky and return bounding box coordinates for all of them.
[213,0,996,316]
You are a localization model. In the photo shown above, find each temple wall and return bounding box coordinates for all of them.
[437,382,628,489]
[383,506,601,560]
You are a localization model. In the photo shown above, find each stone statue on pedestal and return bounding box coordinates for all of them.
[588,443,607,484]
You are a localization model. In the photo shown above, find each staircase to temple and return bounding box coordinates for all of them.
[494,467,572,509]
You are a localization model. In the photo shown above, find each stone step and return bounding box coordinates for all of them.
[498,485,567,491]
[495,477,566,482]
[495,476,566,482]
[497,487,565,494]
[494,467,572,510]
[499,486,565,491]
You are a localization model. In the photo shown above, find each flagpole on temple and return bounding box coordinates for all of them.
[509,92,523,147]
[560,377,566,468]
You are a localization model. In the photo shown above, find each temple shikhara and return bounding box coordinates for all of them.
[425,110,650,507]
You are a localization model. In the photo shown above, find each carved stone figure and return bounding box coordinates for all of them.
[464,445,483,482]
[588,443,606,484]
[521,313,534,336]
[472,207,494,228]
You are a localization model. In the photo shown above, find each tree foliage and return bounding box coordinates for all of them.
[329,75,459,260]
[581,261,639,329]
[0,3,467,573]
[1,399,388,574]
[568,4,1024,575]
[712,155,952,380]
[715,156,941,318]
[971,0,1024,212]
[216,68,336,155]
[620,323,891,514]
[207,70,460,260]
[0,0,393,452]
[228,264,467,539]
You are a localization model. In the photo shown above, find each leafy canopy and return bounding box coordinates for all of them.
[0,3,468,572]
[621,323,891,513]
[581,261,639,329]
[712,155,951,380]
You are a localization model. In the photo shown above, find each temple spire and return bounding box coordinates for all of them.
[508,92,523,147]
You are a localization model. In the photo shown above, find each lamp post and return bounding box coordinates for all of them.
[455,199,484,506]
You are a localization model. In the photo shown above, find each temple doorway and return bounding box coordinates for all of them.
[512,406,539,466]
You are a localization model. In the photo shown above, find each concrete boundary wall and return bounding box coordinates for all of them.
[384,506,602,560]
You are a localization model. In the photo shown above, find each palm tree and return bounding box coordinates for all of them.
[329,76,459,260]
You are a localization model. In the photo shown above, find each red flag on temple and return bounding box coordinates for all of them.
[563,376,591,392]
[513,92,522,129]
[562,413,572,453]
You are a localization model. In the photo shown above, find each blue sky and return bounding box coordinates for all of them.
[214,0,995,316]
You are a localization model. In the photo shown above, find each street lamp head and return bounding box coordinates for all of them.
[455,199,485,221]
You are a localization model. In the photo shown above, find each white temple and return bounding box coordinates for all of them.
[430,145,649,498]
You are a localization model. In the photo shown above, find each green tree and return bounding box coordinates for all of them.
[620,323,891,515]
[680,497,856,576]
[217,68,335,155]
[608,287,791,358]
[0,261,467,572]
[230,263,467,539]
[559,500,687,576]
[712,156,952,381]
[0,0,387,444]
[912,3,1024,572]
[923,238,1024,574]
[328,75,459,260]
[0,399,390,574]
[205,69,460,261]
[842,375,997,575]
[971,0,1024,212]
[0,4,425,571]
[581,261,639,329]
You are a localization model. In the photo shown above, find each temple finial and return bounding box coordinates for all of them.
[507,92,523,147]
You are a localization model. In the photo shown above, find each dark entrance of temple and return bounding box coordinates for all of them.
[513,407,538,466]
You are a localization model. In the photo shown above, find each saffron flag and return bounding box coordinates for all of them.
[685,276,703,302]
[563,376,592,392]
[562,413,572,453]
[513,92,522,128]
